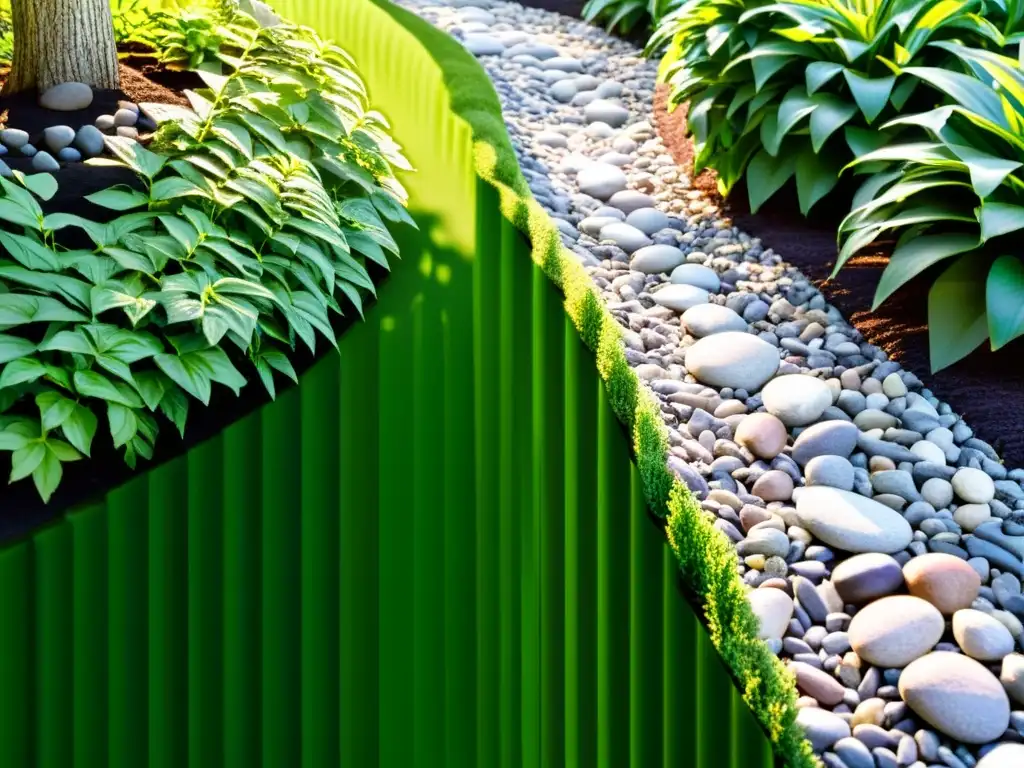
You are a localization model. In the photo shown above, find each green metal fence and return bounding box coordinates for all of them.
[0,0,776,765]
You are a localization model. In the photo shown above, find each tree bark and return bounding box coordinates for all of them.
[4,0,120,96]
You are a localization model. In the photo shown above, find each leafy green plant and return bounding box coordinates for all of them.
[0,15,414,501]
[582,0,684,38]
[836,43,1024,371]
[650,0,998,213]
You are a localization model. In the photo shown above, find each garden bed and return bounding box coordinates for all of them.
[652,83,1024,467]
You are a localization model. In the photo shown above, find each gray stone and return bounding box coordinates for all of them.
[681,304,747,338]
[870,470,922,502]
[795,487,914,553]
[630,244,684,274]
[31,151,59,173]
[583,98,629,127]
[113,108,138,127]
[598,222,650,253]
[463,34,505,55]
[748,587,794,641]
[39,82,94,111]
[953,608,1015,661]
[978,744,1024,768]
[953,467,996,504]
[762,374,833,427]
[797,706,850,751]
[0,129,28,149]
[625,207,670,235]
[792,420,860,466]
[651,284,709,313]
[95,114,116,132]
[607,190,656,214]
[42,125,75,153]
[805,455,855,491]
[577,164,628,200]
[684,331,779,392]
[898,652,1010,743]
[57,147,81,163]
[849,595,944,667]
[73,124,105,157]
[670,263,721,292]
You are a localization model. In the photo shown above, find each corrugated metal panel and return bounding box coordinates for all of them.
[0,0,777,765]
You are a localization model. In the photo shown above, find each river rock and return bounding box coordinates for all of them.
[607,189,655,214]
[735,412,788,460]
[31,152,59,173]
[978,744,1024,768]
[953,608,1015,661]
[748,587,794,640]
[670,263,720,292]
[0,129,28,149]
[795,487,913,553]
[583,98,629,127]
[652,284,709,313]
[625,207,670,234]
[39,82,94,111]
[791,420,859,466]
[684,331,779,392]
[113,108,138,127]
[954,502,994,532]
[577,163,628,200]
[630,244,684,274]
[903,553,981,614]
[73,125,105,157]
[804,455,854,491]
[42,125,74,152]
[791,660,846,705]
[681,304,747,337]
[761,375,832,427]
[598,222,650,252]
[898,652,1010,743]
[752,469,794,502]
[796,706,850,751]
[849,595,944,667]
[953,467,996,503]
[831,553,904,604]
[1000,653,1024,705]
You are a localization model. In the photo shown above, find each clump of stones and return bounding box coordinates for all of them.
[0,82,158,177]
[398,0,1024,765]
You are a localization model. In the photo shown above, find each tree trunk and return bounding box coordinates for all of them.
[4,0,120,96]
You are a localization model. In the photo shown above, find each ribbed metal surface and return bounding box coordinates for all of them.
[0,1,775,765]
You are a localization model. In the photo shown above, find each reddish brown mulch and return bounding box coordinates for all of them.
[653,83,1024,464]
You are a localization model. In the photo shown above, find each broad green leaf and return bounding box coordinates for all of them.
[0,357,46,389]
[46,439,81,462]
[842,71,896,124]
[61,404,98,456]
[0,427,31,450]
[10,441,45,483]
[158,385,189,437]
[875,234,979,309]
[747,149,797,213]
[979,202,1024,241]
[36,391,76,431]
[0,334,36,364]
[805,61,844,94]
[32,447,62,502]
[795,151,840,215]
[928,254,989,372]
[154,353,213,405]
[809,95,858,152]
[73,370,139,407]
[151,176,210,202]
[0,294,87,326]
[0,230,61,271]
[107,403,137,449]
[85,187,149,211]
[987,254,1024,350]
[947,144,1022,198]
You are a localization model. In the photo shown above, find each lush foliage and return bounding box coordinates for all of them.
[0,12,413,501]
[582,0,684,38]
[837,43,1024,371]
[649,0,1017,213]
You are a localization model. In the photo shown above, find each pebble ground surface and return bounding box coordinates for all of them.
[393,0,1024,765]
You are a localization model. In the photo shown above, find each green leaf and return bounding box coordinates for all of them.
[32,447,62,502]
[987,255,1024,350]
[158,385,189,437]
[0,334,36,364]
[979,202,1024,241]
[46,439,81,462]
[73,370,139,407]
[0,357,47,389]
[808,95,858,153]
[107,403,138,449]
[795,151,840,215]
[154,353,213,405]
[85,187,150,211]
[874,234,979,309]
[151,176,210,202]
[0,294,87,326]
[842,71,896,124]
[805,61,844,94]
[0,230,61,270]
[10,441,45,483]
[62,404,98,456]
[928,253,989,372]
[105,137,167,179]
[36,391,76,431]
[947,144,1023,198]
[844,126,892,156]
[747,149,797,213]
[21,172,57,201]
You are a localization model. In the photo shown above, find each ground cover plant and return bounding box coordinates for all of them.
[0,5,414,501]
[836,42,1024,371]
[582,0,683,38]
[648,0,1019,214]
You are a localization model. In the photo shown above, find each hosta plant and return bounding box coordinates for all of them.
[835,43,1024,371]
[0,15,414,502]
[650,0,994,214]
[582,0,684,38]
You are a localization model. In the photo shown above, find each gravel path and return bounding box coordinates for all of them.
[393,1,1024,765]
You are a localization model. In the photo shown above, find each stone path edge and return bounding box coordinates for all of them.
[371,1,818,765]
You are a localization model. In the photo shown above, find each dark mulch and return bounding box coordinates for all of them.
[515,0,653,47]
[652,83,1024,465]
[0,53,394,544]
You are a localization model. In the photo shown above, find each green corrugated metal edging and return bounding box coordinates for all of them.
[0,0,787,766]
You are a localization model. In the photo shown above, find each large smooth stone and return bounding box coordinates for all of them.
[670,263,721,293]
[734,412,787,460]
[849,595,944,667]
[681,304,747,338]
[73,125,105,157]
[630,244,685,274]
[804,455,854,491]
[1001,653,1024,705]
[899,652,1010,743]
[791,661,846,705]
[761,374,833,427]
[651,284,709,313]
[748,587,793,641]
[684,331,779,392]
[577,163,628,200]
[978,744,1024,768]
[952,467,996,503]
[796,706,850,751]
[795,487,913,553]
[953,609,1015,661]
[583,98,629,127]
[39,82,94,111]
[831,552,904,605]
[607,189,655,214]
[625,207,670,235]
[597,222,650,253]
[42,125,74,152]
[791,420,859,466]
[903,552,981,614]
[463,34,505,55]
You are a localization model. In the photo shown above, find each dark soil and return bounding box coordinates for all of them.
[652,83,1024,465]
[0,54,395,544]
